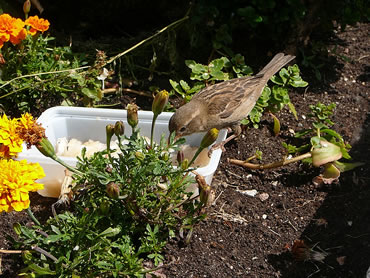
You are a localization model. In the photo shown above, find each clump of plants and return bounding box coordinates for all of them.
[229,102,363,184]
[5,91,216,277]
[0,9,104,115]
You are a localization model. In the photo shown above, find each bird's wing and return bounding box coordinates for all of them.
[194,74,265,119]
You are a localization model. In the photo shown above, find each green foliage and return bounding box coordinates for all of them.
[286,102,351,160]
[169,54,252,102]
[243,64,307,128]
[0,30,103,115]
[13,124,207,277]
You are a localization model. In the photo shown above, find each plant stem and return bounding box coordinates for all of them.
[228,152,312,169]
[27,207,40,225]
[150,114,158,147]
[0,66,90,91]
[189,147,204,166]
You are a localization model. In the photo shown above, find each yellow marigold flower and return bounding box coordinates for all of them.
[0,159,45,213]
[0,14,26,48]
[0,114,23,158]
[25,16,50,35]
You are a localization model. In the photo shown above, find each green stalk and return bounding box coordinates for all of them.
[150,114,158,148]
[26,207,40,225]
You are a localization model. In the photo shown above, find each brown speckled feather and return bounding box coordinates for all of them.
[168,53,296,137]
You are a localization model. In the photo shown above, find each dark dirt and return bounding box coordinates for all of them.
[1,23,369,278]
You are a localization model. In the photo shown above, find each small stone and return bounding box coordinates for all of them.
[344,77,348,81]
[302,115,306,120]
[289,128,295,134]
[259,193,270,202]
[272,181,278,187]
[237,189,258,197]
[262,214,267,219]
[347,221,353,226]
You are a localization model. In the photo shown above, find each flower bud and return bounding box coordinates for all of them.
[200,128,219,149]
[181,158,189,170]
[106,124,115,149]
[135,151,144,161]
[177,150,184,165]
[114,120,125,136]
[23,0,31,16]
[127,104,138,129]
[152,90,169,116]
[161,151,169,161]
[106,182,120,199]
[37,138,57,159]
[311,139,342,167]
[199,184,215,207]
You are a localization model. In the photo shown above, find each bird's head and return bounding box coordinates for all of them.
[168,101,206,138]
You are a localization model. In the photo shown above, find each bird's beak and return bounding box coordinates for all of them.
[168,133,182,144]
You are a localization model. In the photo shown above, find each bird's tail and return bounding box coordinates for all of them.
[258,53,295,80]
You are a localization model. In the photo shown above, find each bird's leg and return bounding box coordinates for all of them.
[208,125,241,156]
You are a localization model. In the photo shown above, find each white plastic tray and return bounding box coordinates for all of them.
[18,106,227,197]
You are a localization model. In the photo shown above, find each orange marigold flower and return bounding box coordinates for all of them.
[25,16,50,35]
[0,159,45,213]
[0,114,24,158]
[0,14,26,47]
[17,113,46,148]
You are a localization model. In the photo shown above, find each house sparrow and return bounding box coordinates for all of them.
[169,53,295,147]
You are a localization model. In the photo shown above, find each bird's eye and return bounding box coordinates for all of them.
[179,126,186,133]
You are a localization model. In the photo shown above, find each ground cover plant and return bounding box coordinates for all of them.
[0,1,369,277]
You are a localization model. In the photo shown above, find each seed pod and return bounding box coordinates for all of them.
[152,90,169,116]
[114,120,125,136]
[127,104,138,128]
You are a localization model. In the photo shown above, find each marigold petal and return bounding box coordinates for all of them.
[0,159,44,213]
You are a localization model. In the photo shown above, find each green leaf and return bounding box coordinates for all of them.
[81,88,101,101]
[270,113,280,136]
[26,263,56,275]
[50,225,61,235]
[169,79,183,95]
[45,234,64,243]
[209,58,224,72]
[98,227,121,238]
[287,102,298,120]
[334,161,365,172]
[179,80,190,91]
